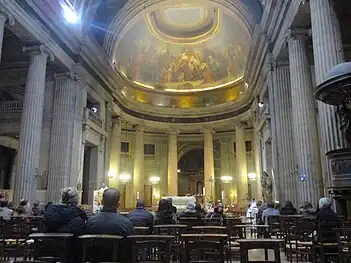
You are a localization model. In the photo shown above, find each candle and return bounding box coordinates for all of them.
[203,187,205,196]
[136,191,140,199]
[221,190,224,200]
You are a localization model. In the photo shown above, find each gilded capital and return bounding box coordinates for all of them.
[23,44,54,61]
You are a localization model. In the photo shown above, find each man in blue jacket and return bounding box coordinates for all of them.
[128,199,154,230]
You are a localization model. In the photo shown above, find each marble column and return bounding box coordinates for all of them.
[14,45,52,203]
[47,73,87,203]
[269,61,297,204]
[202,128,215,201]
[0,8,14,64]
[253,133,262,200]
[167,129,178,196]
[235,125,248,207]
[310,0,346,189]
[133,126,144,200]
[108,118,121,188]
[287,29,323,204]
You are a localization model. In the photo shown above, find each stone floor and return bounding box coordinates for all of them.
[239,249,290,263]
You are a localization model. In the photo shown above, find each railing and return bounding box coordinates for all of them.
[0,101,23,113]
[88,110,103,126]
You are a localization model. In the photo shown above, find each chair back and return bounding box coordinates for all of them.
[29,233,73,263]
[2,217,26,240]
[128,235,174,263]
[192,226,227,234]
[134,226,150,235]
[267,215,280,234]
[178,217,202,231]
[181,234,226,263]
[79,234,123,263]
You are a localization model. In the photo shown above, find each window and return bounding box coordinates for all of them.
[144,144,155,155]
[245,141,252,152]
[121,142,129,153]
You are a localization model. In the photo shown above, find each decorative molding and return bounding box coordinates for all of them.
[285,28,311,43]
[53,72,86,87]
[166,128,180,135]
[22,44,54,61]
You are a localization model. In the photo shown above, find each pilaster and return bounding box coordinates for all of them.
[167,128,179,196]
[133,125,144,200]
[201,127,215,202]
[108,117,122,188]
[235,124,248,207]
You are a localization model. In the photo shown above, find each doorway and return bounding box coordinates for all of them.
[0,145,16,189]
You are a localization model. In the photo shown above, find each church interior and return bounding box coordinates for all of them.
[0,0,351,262]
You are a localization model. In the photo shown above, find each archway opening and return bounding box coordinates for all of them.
[177,148,204,196]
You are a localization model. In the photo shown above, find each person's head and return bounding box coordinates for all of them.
[61,187,79,206]
[167,198,173,206]
[158,199,171,212]
[136,199,145,209]
[217,203,224,213]
[267,202,275,208]
[33,201,39,208]
[19,199,28,207]
[0,199,8,208]
[257,201,263,207]
[186,201,196,212]
[285,201,293,207]
[102,188,120,211]
[319,197,332,210]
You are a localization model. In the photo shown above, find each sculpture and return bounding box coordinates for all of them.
[338,102,351,145]
[261,171,273,202]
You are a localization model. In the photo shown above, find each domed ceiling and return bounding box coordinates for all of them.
[115,5,251,95]
[101,0,261,119]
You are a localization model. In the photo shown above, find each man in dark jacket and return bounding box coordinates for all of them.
[44,187,87,236]
[128,199,153,229]
[280,201,297,215]
[86,188,134,262]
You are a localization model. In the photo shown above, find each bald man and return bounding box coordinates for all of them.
[86,188,134,236]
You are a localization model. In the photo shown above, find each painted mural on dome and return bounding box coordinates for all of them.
[115,12,250,91]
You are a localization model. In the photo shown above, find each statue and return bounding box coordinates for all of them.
[338,102,351,145]
[261,171,273,202]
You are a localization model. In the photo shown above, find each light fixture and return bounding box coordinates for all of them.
[220,176,233,183]
[258,102,264,108]
[149,176,160,184]
[119,173,131,183]
[177,169,181,173]
[62,4,79,24]
[91,107,98,113]
[248,173,257,180]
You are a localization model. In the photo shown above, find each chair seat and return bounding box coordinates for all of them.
[297,241,313,246]
[229,241,239,247]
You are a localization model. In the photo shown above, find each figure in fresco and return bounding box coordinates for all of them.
[201,62,212,83]
[209,56,220,81]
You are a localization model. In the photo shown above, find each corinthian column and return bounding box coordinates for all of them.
[202,128,215,201]
[235,125,248,206]
[287,29,323,204]
[269,61,297,204]
[14,45,53,203]
[0,8,14,64]
[47,73,87,203]
[167,128,179,195]
[108,117,121,188]
[133,126,144,200]
[310,0,346,188]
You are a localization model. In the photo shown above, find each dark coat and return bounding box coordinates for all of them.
[316,207,340,242]
[128,207,154,228]
[44,204,87,236]
[280,205,297,215]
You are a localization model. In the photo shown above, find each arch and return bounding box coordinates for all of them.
[177,143,204,162]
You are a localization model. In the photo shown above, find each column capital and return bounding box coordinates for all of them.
[272,60,289,69]
[166,128,180,135]
[0,7,15,26]
[285,28,311,42]
[135,125,145,132]
[23,44,54,61]
[53,72,86,86]
[200,127,215,135]
[111,116,122,126]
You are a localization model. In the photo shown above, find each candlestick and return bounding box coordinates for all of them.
[136,191,140,200]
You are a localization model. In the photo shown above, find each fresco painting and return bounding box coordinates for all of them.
[116,13,250,91]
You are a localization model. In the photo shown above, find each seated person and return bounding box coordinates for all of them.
[86,188,134,263]
[16,199,31,217]
[128,199,154,230]
[154,199,176,225]
[280,201,297,215]
[0,199,13,220]
[32,201,42,216]
[206,203,225,226]
[299,201,316,216]
[262,202,280,225]
[44,187,87,236]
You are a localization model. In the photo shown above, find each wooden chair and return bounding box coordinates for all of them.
[134,227,150,235]
[339,228,351,263]
[128,235,174,263]
[192,226,227,234]
[0,217,27,260]
[24,217,44,235]
[153,225,187,262]
[313,229,341,263]
[267,215,281,238]
[79,234,123,263]
[29,233,73,263]
[178,217,202,231]
[181,234,226,263]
